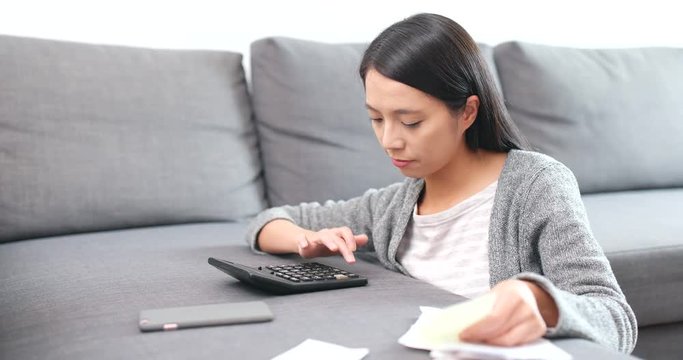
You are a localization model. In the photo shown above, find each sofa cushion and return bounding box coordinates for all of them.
[0,35,266,243]
[494,42,683,193]
[582,189,683,326]
[250,37,500,206]
[634,322,683,360]
[0,224,635,359]
[0,223,462,359]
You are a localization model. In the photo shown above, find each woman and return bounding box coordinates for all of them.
[246,13,636,353]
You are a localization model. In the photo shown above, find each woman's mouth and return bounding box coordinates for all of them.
[391,158,412,168]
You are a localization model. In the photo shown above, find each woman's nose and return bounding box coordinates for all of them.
[380,122,405,150]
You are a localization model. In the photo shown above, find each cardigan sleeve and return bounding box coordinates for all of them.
[244,181,405,254]
[515,163,638,353]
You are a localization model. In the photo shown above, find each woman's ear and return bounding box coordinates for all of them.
[460,95,480,131]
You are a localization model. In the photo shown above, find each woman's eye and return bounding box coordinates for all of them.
[370,117,383,123]
[403,121,422,128]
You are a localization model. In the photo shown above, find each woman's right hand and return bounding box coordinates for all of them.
[297,227,369,263]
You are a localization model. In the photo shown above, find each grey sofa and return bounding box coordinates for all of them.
[1,34,681,359]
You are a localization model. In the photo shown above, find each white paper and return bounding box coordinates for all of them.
[430,339,571,360]
[271,338,369,360]
[398,293,496,350]
[398,295,572,360]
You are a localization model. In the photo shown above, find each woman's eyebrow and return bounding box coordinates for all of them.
[365,103,379,111]
[365,104,422,115]
[394,109,422,115]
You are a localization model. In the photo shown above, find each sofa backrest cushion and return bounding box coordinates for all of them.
[0,35,266,243]
[494,42,683,193]
[250,36,500,206]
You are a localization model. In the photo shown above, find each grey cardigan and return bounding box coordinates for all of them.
[246,150,637,353]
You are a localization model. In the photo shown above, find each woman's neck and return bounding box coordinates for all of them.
[418,148,507,215]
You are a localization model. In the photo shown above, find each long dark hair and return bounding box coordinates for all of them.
[359,13,529,151]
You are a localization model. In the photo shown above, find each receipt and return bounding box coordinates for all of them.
[399,293,496,349]
[398,294,571,359]
[431,339,572,360]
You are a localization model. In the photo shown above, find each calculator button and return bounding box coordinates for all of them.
[259,262,363,285]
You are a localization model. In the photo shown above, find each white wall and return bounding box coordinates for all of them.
[1,0,681,63]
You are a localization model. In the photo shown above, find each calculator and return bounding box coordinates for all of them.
[208,257,368,294]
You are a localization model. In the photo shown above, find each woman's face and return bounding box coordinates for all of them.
[364,68,475,179]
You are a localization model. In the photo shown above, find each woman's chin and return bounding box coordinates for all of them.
[396,167,423,178]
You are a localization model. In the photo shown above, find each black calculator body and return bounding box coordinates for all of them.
[208,257,368,294]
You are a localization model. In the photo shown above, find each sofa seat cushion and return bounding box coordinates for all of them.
[0,35,265,243]
[0,224,635,359]
[250,37,501,207]
[633,322,683,360]
[582,189,683,326]
[0,223,463,359]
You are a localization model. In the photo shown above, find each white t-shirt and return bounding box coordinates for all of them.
[396,181,498,299]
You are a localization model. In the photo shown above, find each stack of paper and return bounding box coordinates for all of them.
[398,293,571,360]
[430,339,572,360]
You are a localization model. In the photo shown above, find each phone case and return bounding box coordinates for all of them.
[138,300,274,332]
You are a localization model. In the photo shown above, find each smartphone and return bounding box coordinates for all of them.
[138,300,274,332]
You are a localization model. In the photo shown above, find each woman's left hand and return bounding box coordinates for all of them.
[459,279,559,346]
